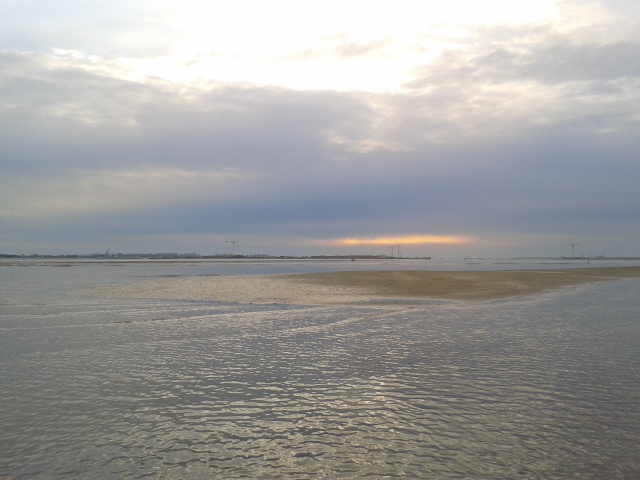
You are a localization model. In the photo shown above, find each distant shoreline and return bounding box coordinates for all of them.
[84,266,640,306]
[3,254,640,261]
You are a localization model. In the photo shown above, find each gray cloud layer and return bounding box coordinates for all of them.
[1,2,639,256]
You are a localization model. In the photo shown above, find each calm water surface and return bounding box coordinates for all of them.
[1,259,639,479]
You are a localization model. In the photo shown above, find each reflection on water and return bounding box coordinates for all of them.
[0,265,639,478]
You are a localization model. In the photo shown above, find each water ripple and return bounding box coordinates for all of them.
[1,282,639,478]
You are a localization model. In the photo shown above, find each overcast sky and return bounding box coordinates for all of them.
[1,0,639,257]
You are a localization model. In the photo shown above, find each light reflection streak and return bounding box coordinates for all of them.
[1,279,639,478]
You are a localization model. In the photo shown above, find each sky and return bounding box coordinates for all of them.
[1,0,639,257]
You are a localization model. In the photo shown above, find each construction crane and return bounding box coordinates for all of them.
[387,245,401,258]
[225,240,238,256]
[570,242,580,258]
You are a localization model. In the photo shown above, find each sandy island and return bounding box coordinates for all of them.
[85,266,640,306]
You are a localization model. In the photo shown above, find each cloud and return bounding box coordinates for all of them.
[414,36,640,85]
[0,0,180,57]
[1,1,639,256]
[0,167,261,220]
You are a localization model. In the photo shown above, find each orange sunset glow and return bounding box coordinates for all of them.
[331,235,472,246]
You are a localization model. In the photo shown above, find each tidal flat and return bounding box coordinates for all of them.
[2,259,639,478]
[87,265,640,305]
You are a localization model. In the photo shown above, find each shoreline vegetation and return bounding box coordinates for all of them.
[86,266,640,306]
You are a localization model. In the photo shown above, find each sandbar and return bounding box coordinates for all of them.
[85,266,640,306]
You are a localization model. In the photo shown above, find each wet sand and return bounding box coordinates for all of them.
[86,266,640,306]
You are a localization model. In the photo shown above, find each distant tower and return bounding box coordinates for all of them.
[570,242,580,258]
[225,240,238,256]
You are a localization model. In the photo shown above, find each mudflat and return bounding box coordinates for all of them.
[86,266,640,306]
[282,267,640,303]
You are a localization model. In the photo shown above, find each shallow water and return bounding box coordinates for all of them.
[1,260,639,478]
